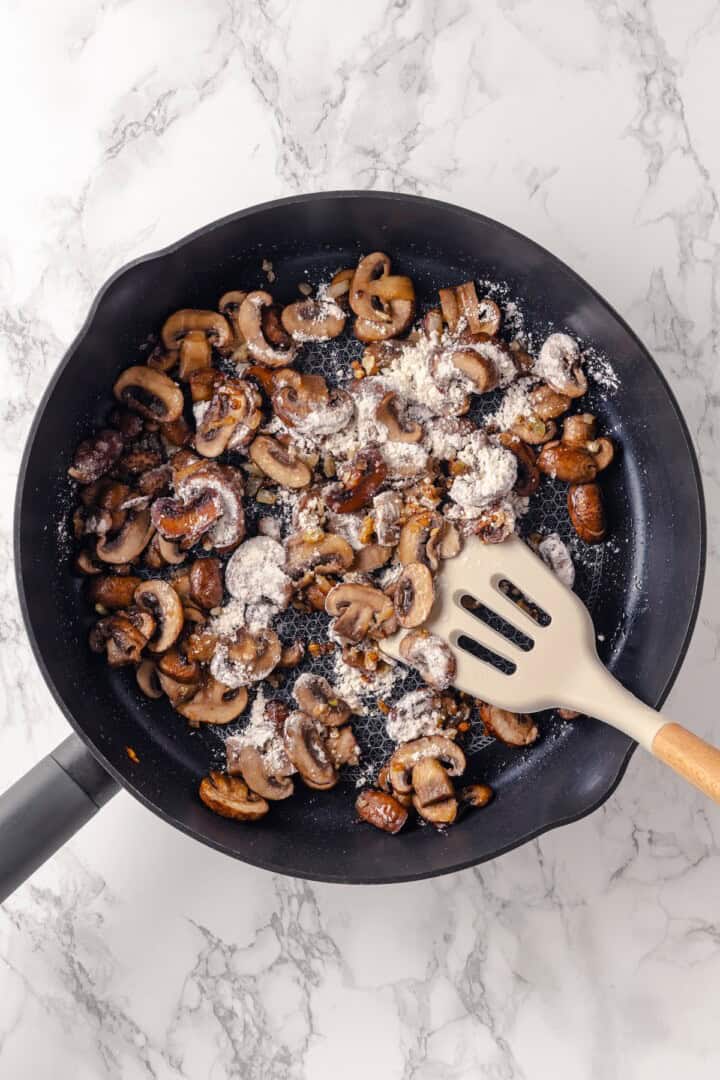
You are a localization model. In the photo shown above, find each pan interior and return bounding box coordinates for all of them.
[17,194,703,882]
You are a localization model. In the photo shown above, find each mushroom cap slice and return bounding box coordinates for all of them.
[412,793,458,826]
[354,301,415,342]
[536,444,598,483]
[199,771,269,820]
[136,659,163,699]
[285,532,354,577]
[177,678,248,726]
[68,428,124,484]
[216,628,283,686]
[133,579,184,653]
[292,673,351,727]
[375,392,423,443]
[283,711,337,790]
[460,784,493,809]
[354,543,393,573]
[537,333,588,398]
[234,746,294,801]
[113,366,184,423]
[399,629,456,691]
[325,448,387,514]
[151,491,224,549]
[157,646,201,685]
[249,436,312,489]
[326,725,361,768]
[349,253,415,323]
[355,789,408,833]
[175,463,246,553]
[398,511,443,570]
[394,562,435,629]
[411,757,455,807]
[479,703,539,746]
[87,574,143,610]
[441,345,498,393]
[272,370,329,426]
[161,309,231,352]
[238,291,298,367]
[281,299,346,340]
[529,383,572,421]
[95,509,154,565]
[195,378,262,458]
[324,582,395,643]
[568,482,606,544]
[388,735,466,795]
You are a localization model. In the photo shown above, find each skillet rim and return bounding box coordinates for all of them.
[13,190,707,884]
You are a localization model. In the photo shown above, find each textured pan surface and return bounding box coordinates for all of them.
[15,193,705,883]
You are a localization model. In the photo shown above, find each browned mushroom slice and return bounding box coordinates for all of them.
[355,789,408,833]
[75,549,103,575]
[375,392,423,443]
[413,793,458,826]
[325,448,387,514]
[354,302,415,342]
[272,370,329,425]
[156,669,200,706]
[398,512,443,570]
[529,383,572,421]
[175,463,246,554]
[388,736,466,795]
[355,544,393,573]
[212,628,282,686]
[136,659,163,699]
[151,491,224,549]
[536,443,598,483]
[459,783,493,809]
[87,574,142,610]
[283,711,337,790]
[537,334,588,398]
[96,509,154,565]
[199,771,269,820]
[157,645,201,684]
[411,757,454,807]
[189,556,223,610]
[568,482,606,543]
[394,563,435,629]
[218,290,249,352]
[285,532,354,577]
[480,703,538,746]
[509,415,557,446]
[349,252,415,322]
[438,343,498,394]
[399,629,456,690]
[249,435,312,489]
[326,267,355,305]
[133,579,184,653]
[145,533,186,569]
[161,309,231,380]
[177,678,248,726]
[68,429,124,484]
[113,366,184,423]
[292,673,351,727]
[497,433,540,497]
[325,582,395,643]
[233,746,294,800]
[326,725,360,768]
[238,291,298,367]
[138,464,173,500]
[281,298,346,340]
[195,378,262,457]
[89,612,150,668]
[559,415,614,473]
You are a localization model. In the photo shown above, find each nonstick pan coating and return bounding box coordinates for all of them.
[14,192,705,884]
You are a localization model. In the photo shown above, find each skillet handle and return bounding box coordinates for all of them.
[0,734,118,903]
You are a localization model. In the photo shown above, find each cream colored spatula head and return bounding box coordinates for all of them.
[380,534,720,804]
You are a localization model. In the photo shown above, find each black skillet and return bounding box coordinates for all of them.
[1,192,705,899]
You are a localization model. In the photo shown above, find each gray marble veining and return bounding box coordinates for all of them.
[1,1,719,1076]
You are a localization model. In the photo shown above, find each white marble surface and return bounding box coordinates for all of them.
[1,1,719,1076]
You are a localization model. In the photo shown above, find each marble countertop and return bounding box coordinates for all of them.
[2,1,719,1076]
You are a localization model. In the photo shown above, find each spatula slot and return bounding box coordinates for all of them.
[497,578,551,627]
[455,634,517,675]
[459,594,535,651]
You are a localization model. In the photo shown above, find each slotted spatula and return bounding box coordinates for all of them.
[381,534,720,803]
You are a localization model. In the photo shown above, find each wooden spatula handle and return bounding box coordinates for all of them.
[652,724,720,804]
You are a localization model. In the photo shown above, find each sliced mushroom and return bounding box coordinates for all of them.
[559,415,614,472]
[349,252,415,323]
[465,501,517,544]
[411,757,454,807]
[161,309,231,380]
[399,629,456,690]
[388,736,466,795]
[459,784,494,809]
[326,725,361,768]
[325,582,395,643]
[325,448,387,513]
[151,491,224,549]
[234,746,294,801]
[157,669,201,706]
[536,443,598,483]
[113,366,184,423]
[177,678,248,726]
[195,378,262,457]
[398,512,444,570]
[68,429,124,484]
[87,574,142,610]
[272,370,328,425]
[199,771,269,820]
[238,291,298,367]
[158,645,201,684]
[249,435,312,489]
[281,298,346,340]
[96,509,154,565]
[225,536,291,607]
[145,532,186,569]
[283,711,337,790]
[211,628,282,686]
[568,483,606,543]
[175,463,246,553]
[530,383,572,421]
[133,579,184,653]
[89,612,150,667]
[497,433,540,497]
[136,659,163,699]
[355,544,393,573]
[292,673,351,727]
[189,556,223,610]
[218,290,249,352]
[326,267,354,305]
[354,303,415,342]
[355,789,408,833]
[394,563,435,629]
[375,391,423,443]
[413,794,458,827]
[536,334,587,398]
[285,532,354,577]
[439,344,498,394]
[480,703,539,746]
[75,549,103,575]
[279,641,305,668]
